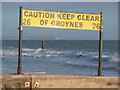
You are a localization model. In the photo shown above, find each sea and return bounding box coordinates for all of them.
[1,40,119,76]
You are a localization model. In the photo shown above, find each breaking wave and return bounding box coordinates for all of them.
[1,48,119,63]
[2,48,88,58]
[93,54,120,62]
[2,48,71,58]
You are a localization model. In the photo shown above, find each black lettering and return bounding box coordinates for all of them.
[45,13,49,18]
[82,15,85,20]
[95,16,99,21]
[57,14,61,19]
[92,23,96,29]
[92,23,100,29]
[49,13,55,19]
[69,22,74,27]
[38,12,42,17]
[96,23,100,29]
[71,14,75,19]
[65,21,69,27]
[79,22,83,28]
[27,19,31,25]
[90,16,94,21]
[40,20,44,25]
[33,12,38,17]
[22,19,26,25]
[75,22,79,27]
[86,15,90,21]
[24,11,28,17]
[77,15,81,20]
[62,14,66,19]
[61,21,65,26]
[29,12,33,17]
[56,21,60,26]
[45,20,48,25]
[66,14,70,20]
[42,13,45,18]
[22,19,31,25]
[39,20,48,25]
[51,20,55,26]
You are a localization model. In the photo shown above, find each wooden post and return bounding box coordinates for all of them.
[98,12,103,76]
[42,40,44,49]
[17,6,23,74]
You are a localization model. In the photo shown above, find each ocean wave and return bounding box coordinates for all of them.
[67,61,117,71]
[2,48,120,63]
[2,48,68,58]
[94,55,110,59]
[93,55,120,62]
[102,66,117,70]
[2,48,85,58]
[76,52,87,58]
[23,48,35,52]
[2,49,18,56]
[22,48,60,58]
[67,61,97,69]
[110,56,120,62]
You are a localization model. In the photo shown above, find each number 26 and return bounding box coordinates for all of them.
[22,19,31,25]
[92,23,100,29]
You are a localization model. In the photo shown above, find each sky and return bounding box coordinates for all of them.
[1,0,120,2]
[2,2,118,40]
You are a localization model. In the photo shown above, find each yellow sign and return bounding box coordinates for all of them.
[22,8,102,30]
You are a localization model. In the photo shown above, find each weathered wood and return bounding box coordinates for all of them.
[1,75,119,88]
[42,40,44,49]
[17,6,23,74]
[23,72,46,75]
[98,12,103,76]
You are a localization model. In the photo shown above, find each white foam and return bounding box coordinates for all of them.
[110,56,120,62]
[21,48,64,58]
[22,53,32,57]
[23,48,35,52]
[94,55,110,59]
[2,48,120,62]
[93,54,120,62]
[76,52,87,57]
[2,49,18,56]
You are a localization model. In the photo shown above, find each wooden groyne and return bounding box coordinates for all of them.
[0,74,119,89]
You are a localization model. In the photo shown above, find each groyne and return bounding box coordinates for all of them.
[0,73,119,89]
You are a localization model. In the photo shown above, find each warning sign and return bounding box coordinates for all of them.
[22,8,102,30]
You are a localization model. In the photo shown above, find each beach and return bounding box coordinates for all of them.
[1,2,119,89]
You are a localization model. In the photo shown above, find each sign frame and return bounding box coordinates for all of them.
[17,7,103,76]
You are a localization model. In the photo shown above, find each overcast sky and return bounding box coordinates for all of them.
[2,2,118,40]
[1,0,120,2]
